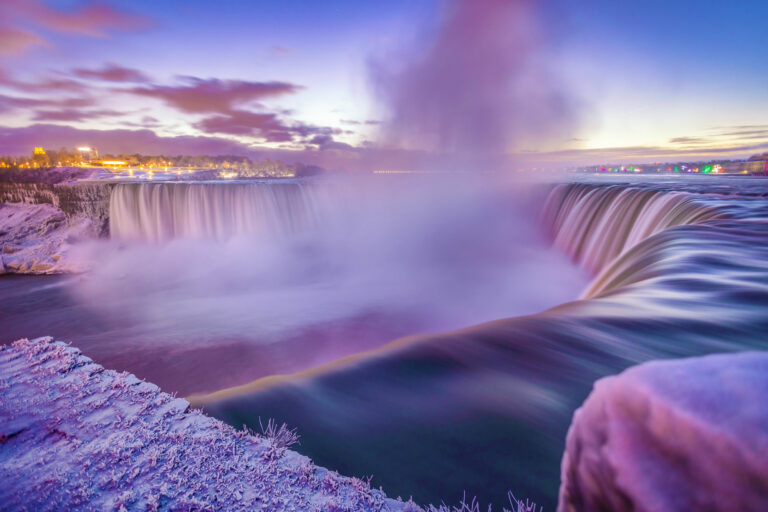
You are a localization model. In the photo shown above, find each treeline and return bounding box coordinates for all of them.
[1,147,84,169]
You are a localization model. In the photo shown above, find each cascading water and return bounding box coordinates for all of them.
[109,182,325,241]
[194,176,768,511]
[47,176,588,397]
[542,183,722,276]
[109,180,722,282]
[6,175,767,511]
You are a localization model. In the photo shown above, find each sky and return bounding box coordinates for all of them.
[0,0,767,170]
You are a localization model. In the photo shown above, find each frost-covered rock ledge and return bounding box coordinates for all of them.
[0,337,419,512]
[0,168,114,274]
[0,202,96,274]
[4,338,765,512]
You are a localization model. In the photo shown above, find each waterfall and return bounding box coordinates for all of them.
[108,180,722,278]
[542,183,722,276]
[109,182,325,241]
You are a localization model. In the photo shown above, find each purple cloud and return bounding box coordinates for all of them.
[73,63,150,83]
[3,0,150,38]
[130,77,302,114]
[0,27,45,56]
[195,110,344,144]
[0,72,89,94]
[195,110,294,142]
[31,108,125,122]
[0,94,93,113]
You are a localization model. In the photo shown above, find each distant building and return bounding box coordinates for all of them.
[31,147,50,167]
[77,146,99,162]
[722,159,767,175]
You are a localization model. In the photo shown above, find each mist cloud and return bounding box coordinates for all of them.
[374,0,577,169]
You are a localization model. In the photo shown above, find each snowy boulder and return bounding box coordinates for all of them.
[558,352,768,512]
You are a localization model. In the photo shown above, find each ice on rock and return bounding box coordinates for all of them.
[0,337,415,511]
[0,202,93,274]
[558,351,768,512]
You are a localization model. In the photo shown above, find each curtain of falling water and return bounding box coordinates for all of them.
[109,182,327,241]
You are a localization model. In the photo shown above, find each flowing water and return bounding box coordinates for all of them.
[109,181,324,241]
[1,176,587,395]
[2,174,767,509]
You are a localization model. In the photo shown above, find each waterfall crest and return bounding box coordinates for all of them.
[542,183,722,276]
[109,182,324,241]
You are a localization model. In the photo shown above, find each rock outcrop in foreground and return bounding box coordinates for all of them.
[0,337,414,512]
[558,352,768,512]
[4,337,765,511]
[0,169,113,274]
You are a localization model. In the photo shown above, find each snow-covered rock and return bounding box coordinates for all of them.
[0,202,94,274]
[0,337,418,511]
[558,352,768,512]
[0,173,112,273]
